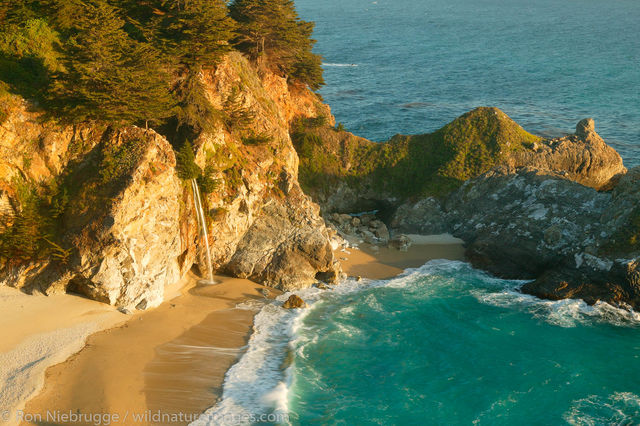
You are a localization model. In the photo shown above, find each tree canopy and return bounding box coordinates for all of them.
[0,0,325,128]
[51,0,175,125]
[230,0,324,89]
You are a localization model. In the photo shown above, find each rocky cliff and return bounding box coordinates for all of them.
[295,108,625,215]
[1,51,636,312]
[387,122,638,309]
[0,52,341,309]
[300,112,637,311]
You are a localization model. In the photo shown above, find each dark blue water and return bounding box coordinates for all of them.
[295,0,640,166]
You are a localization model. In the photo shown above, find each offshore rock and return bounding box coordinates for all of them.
[522,258,640,310]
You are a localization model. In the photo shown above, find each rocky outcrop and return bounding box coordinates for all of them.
[521,167,640,308]
[389,165,640,309]
[445,167,613,278]
[508,118,626,190]
[224,185,340,291]
[0,52,342,308]
[327,212,391,245]
[67,129,183,309]
[521,259,640,309]
[0,128,182,309]
[390,197,449,235]
[296,109,625,215]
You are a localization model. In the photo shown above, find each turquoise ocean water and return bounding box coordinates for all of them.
[297,0,640,167]
[200,262,640,424]
[194,1,640,424]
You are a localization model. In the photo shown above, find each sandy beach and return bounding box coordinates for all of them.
[2,238,465,426]
[340,237,465,280]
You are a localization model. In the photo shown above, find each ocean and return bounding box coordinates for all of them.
[195,1,640,424]
[197,261,640,424]
[297,0,640,167]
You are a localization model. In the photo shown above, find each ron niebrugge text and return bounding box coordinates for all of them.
[1,410,290,425]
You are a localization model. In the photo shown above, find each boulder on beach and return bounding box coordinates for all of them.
[283,294,308,309]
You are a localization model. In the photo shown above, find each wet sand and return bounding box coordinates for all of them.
[19,274,276,426]
[12,238,465,426]
[340,241,465,280]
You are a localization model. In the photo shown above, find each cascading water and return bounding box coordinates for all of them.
[191,179,215,284]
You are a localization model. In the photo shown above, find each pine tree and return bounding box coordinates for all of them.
[52,0,175,125]
[120,0,236,67]
[229,0,324,89]
[42,0,86,32]
[0,0,41,26]
[174,67,220,135]
[164,0,236,66]
[175,140,201,180]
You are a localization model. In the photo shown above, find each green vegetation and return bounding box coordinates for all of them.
[147,0,236,67]
[293,107,542,198]
[100,136,148,183]
[175,141,201,180]
[0,176,69,263]
[197,164,220,194]
[0,0,323,132]
[242,132,272,146]
[223,85,255,131]
[229,0,324,90]
[51,1,175,125]
[0,0,324,265]
[175,141,220,194]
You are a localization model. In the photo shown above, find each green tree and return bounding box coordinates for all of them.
[0,0,41,27]
[118,0,235,67]
[52,0,175,125]
[173,67,220,136]
[163,0,236,66]
[41,0,86,32]
[229,0,324,89]
[175,140,201,180]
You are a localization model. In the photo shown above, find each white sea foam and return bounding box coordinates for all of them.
[564,392,640,425]
[322,63,358,67]
[476,287,640,328]
[193,259,640,424]
[190,300,301,425]
[191,260,469,425]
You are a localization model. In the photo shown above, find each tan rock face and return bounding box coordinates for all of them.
[0,53,342,308]
[68,129,183,309]
[224,186,340,291]
[509,119,626,190]
[1,128,183,310]
[181,53,343,292]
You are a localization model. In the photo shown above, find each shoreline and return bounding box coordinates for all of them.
[4,239,464,426]
[17,272,274,426]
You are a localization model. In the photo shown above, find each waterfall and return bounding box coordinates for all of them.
[191,179,215,284]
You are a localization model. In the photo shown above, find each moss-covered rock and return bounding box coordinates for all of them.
[294,107,625,214]
[293,107,542,212]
